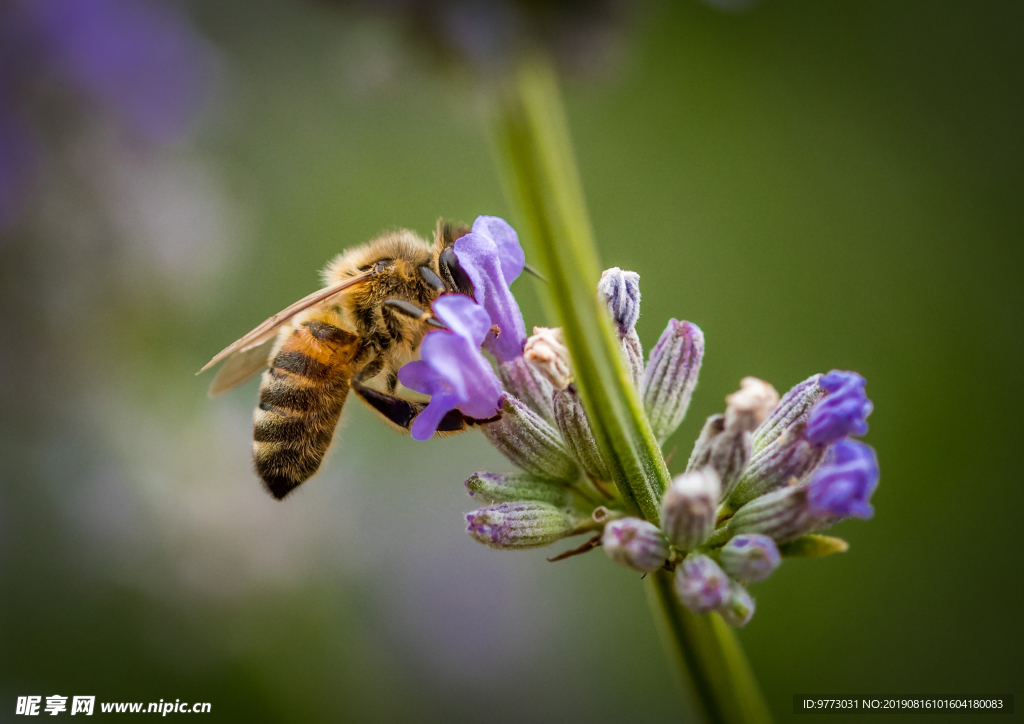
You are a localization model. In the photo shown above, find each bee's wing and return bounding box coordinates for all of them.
[206,338,275,397]
[197,270,374,375]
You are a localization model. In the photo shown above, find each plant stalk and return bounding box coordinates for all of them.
[485,53,774,724]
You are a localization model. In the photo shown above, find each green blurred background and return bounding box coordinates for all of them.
[2,0,1021,721]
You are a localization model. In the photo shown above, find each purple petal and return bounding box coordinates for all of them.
[471,215,525,284]
[410,391,460,441]
[454,232,526,363]
[432,294,491,347]
[397,359,445,396]
[420,332,502,420]
[807,438,880,519]
[807,370,873,445]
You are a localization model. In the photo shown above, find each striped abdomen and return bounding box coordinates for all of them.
[253,316,363,499]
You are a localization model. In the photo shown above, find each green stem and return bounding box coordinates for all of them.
[485,53,774,724]
[648,571,773,724]
[488,56,669,523]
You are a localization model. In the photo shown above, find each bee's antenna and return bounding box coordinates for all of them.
[523,262,548,283]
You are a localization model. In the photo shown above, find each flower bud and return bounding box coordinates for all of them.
[719,534,781,584]
[806,438,879,520]
[553,386,610,481]
[725,377,779,434]
[482,396,580,483]
[464,471,570,507]
[731,434,824,510]
[598,268,644,387]
[806,370,873,445]
[524,326,572,390]
[661,468,720,549]
[726,486,820,544]
[752,374,823,453]
[466,501,575,549]
[674,554,730,613]
[643,319,704,443]
[497,356,555,424]
[719,581,755,627]
[602,517,669,574]
[686,378,778,502]
[597,267,641,335]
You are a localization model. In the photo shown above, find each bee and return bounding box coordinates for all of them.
[199,221,493,500]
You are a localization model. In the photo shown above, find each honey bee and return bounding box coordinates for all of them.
[199,221,494,499]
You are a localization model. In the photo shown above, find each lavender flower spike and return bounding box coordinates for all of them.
[643,319,705,443]
[466,501,575,549]
[674,555,731,613]
[807,439,880,520]
[719,534,781,584]
[602,518,670,574]
[397,295,503,440]
[806,371,873,445]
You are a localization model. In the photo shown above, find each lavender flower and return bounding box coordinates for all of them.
[598,267,641,335]
[661,468,720,550]
[453,215,527,363]
[464,471,571,507]
[643,319,704,443]
[807,438,880,520]
[598,267,644,386]
[752,374,824,452]
[602,518,669,574]
[398,295,503,440]
[719,582,756,628]
[719,534,781,584]
[466,501,575,549]
[806,371,873,445]
[674,555,731,613]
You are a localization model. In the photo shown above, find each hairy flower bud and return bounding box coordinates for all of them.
[728,423,824,508]
[643,319,704,443]
[602,517,669,573]
[465,471,570,507]
[466,501,575,549]
[806,371,873,445]
[482,396,579,483]
[497,356,555,424]
[553,386,610,481]
[752,374,824,453]
[719,581,756,627]
[598,268,644,387]
[684,378,777,502]
[661,468,720,549]
[726,486,821,543]
[725,377,779,433]
[674,555,730,613]
[597,267,641,334]
[524,326,572,390]
[719,534,781,584]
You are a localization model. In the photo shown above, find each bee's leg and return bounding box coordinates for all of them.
[419,266,446,293]
[383,299,446,328]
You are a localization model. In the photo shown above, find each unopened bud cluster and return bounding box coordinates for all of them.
[453,263,878,627]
